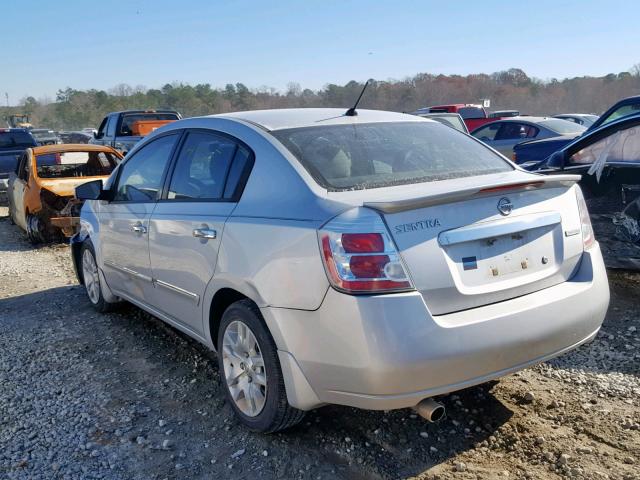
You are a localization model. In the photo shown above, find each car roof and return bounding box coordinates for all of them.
[487,116,550,123]
[111,109,179,115]
[417,112,461,117]
[212,108,427,131]
[554,113,596,118]
[30,144,119,155]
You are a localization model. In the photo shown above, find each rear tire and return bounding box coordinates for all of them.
[80,240,116,313]
[217,299,305,433]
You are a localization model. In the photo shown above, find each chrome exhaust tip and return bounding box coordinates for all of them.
[413,398,446,423]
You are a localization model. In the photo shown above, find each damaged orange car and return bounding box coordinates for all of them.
[7,144,122,243]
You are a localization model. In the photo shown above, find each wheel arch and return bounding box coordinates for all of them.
[208,287,250,351]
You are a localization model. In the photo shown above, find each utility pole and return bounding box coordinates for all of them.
[4,92,8,107]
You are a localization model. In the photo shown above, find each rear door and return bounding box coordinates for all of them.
[99,133,180,305]
[148,130,253,335]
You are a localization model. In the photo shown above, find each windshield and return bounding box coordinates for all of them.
[36,151,119,179]
[600,103,640,127]
[272,121,513,191]
[0,131,36,149]
[539,119,586,134]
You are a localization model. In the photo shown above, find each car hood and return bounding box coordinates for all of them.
[38,177,108,197]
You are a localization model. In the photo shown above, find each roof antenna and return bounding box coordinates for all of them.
[345,81,369,117]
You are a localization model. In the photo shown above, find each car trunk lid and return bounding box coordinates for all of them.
[364,174,584,315]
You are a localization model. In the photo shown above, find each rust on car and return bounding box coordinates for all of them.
[7,144,122,242]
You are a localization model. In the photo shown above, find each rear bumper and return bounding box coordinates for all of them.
[263,245,609,410]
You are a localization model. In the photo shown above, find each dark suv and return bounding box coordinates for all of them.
[0,128,37,195]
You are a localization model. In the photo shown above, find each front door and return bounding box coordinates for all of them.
[148,130,251,335]
[10,151,30,230]
[99,133,179,304]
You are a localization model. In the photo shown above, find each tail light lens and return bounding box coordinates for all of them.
[575,186,595,249]
[318,208,414,294]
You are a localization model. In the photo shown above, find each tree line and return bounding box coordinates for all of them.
[3,67,640,131]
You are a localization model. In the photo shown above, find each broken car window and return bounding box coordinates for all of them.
[36,151,119,178]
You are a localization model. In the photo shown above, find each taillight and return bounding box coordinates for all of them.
[318,208,413,294]
[575,186,595,249]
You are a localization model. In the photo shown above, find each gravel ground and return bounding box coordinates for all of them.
[0,205,638,480]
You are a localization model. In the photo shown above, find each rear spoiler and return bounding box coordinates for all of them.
[364,174,581,214]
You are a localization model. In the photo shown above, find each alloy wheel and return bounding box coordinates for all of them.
[222,320,267,417]
[82,249,101,305]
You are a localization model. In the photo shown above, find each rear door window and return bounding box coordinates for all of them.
[273,121,512,191]
[496,123,538,140]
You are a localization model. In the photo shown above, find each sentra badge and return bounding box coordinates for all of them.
[394,218,441,234]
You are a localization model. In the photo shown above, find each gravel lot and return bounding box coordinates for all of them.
[0,205,638,480]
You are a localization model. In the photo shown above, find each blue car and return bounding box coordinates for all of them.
[514,95,640,164]
[527,113,640,269]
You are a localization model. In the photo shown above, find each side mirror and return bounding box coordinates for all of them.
[76,179,108,201]
[546,150,566,170]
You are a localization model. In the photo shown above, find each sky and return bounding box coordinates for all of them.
[2,0,640,104]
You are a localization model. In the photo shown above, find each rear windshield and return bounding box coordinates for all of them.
[457,107,485,119]
[0,131,36,149]
[429,116,467,133]
[36,151,119,178]
[539,119,586,134]
[119,113,179,136]
[0,152,20,174]
[272,121,513,191]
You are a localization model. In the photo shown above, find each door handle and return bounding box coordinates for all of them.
[192,228,217,239]
[131,223,147,234]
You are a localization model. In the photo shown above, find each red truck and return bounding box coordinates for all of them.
[415,104,519,131]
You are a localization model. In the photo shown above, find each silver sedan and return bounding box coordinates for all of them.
[471,117,586,157]
[72,109,609,432]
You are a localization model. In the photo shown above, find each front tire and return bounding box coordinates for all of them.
[26,214,42,244]
[217,299,304,433]
[80,240,115,313]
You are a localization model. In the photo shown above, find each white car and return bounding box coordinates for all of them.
[72,108,610,432]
